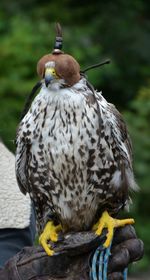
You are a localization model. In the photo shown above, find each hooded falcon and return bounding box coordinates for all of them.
[15,23,136,256]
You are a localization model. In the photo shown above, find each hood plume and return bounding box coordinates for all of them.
[53,23,63,54]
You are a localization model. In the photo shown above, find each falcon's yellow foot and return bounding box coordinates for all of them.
[39,221,62,256]
[93,211,134,248]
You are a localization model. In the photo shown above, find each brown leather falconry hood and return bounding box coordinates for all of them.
[37,23,81,86]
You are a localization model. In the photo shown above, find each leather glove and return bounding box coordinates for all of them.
[108,225,144,280]
[0,225,144,280]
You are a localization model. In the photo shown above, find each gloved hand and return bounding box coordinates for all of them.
[108,225,144,280]
[0,225,144,280]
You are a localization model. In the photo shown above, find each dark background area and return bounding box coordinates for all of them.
[0,0,150,275]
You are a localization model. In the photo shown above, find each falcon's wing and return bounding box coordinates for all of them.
[108,103,133,164]
[15,133,29,195]
[95,91,133,167]
[94,91,137,207]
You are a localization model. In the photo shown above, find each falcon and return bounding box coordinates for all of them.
[15,23,136,256]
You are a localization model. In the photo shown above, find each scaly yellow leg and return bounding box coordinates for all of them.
[39,221,62,256]
[93,211,134,248]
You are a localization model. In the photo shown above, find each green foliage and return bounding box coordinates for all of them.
[0,0,150,273]
[123,85,150,272]
[124,86,150,190]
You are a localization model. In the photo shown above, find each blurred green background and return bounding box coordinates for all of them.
[0,0,150,276]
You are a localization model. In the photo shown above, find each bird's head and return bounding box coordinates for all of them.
[37,23,81,88]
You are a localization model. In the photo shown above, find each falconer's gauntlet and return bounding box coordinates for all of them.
[0,225,143,280]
